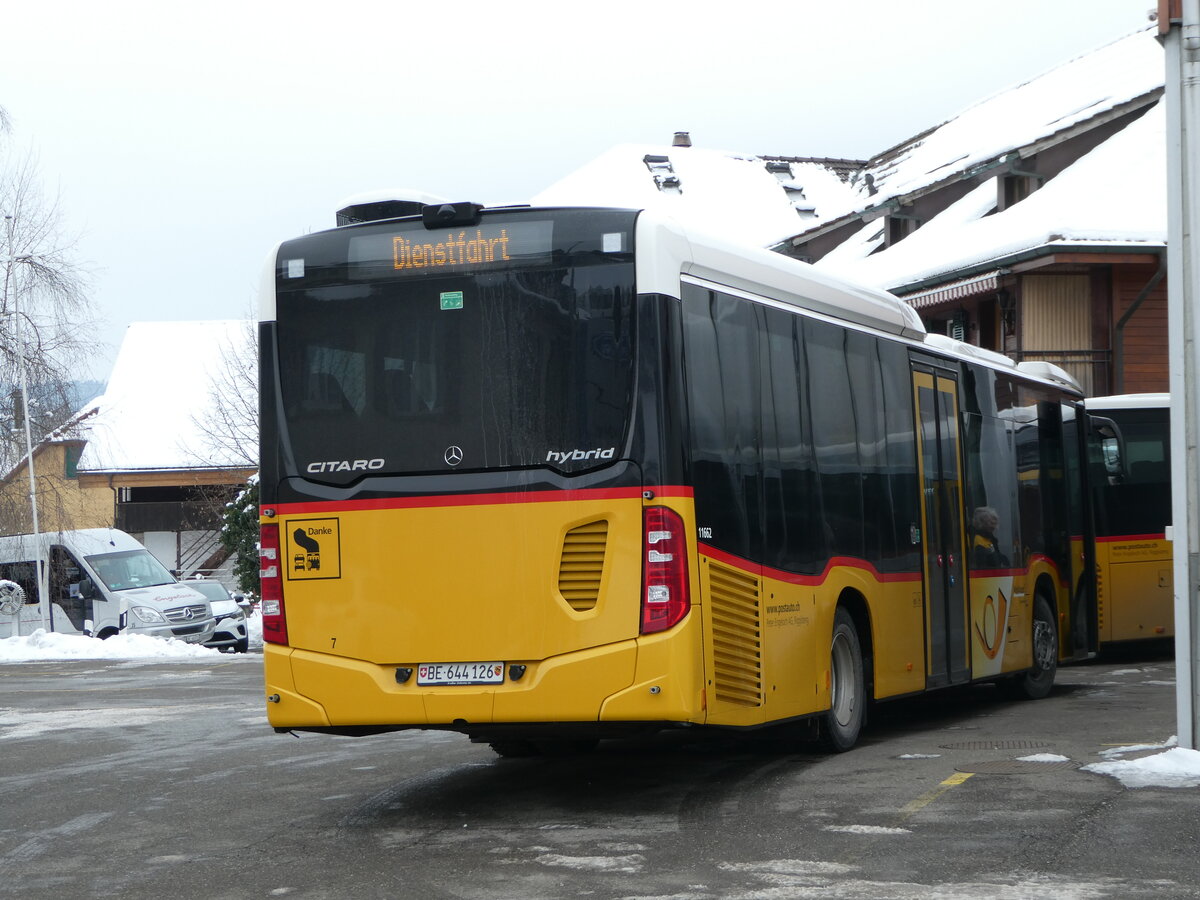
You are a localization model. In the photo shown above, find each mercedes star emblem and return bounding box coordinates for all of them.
[444,445,464,466]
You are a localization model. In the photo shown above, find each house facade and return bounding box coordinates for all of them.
[0,410,110,535]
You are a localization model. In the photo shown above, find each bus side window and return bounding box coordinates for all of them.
[682,286,761,562]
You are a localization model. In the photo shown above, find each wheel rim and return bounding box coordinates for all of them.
[831,631,858,727]
[1033,614,1056,671]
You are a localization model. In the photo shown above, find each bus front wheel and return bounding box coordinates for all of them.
[821,608,865,752]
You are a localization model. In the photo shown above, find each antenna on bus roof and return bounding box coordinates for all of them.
[421,202,484,229]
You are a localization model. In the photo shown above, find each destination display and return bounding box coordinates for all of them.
[347,219,554,278]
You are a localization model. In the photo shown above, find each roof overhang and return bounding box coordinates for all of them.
[77,467,257,489]
[889,242,1166,304]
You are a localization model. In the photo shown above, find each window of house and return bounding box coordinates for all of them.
[64,444,83,479]
[885,215,920,248]
[999,173,1042,211]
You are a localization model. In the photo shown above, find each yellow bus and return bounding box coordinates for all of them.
[1085,393,1173,646]
[258,201,1096,754]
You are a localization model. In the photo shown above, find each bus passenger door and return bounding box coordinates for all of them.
[913,366,971,688]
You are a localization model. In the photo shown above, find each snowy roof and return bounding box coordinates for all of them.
[803,27,1164,229]
[530,144,856,248]
[77,320,256,473]
[814,99,1167,292]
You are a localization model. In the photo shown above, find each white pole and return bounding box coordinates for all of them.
[14,279,44,632]
[1166,0,1200,750]
[2,223,44,634]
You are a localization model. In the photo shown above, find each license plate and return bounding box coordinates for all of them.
[417,662,504,686]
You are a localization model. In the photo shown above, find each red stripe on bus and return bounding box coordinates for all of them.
[697,543,922,586]
[1097,533,1166,543]
[269,484,694,515]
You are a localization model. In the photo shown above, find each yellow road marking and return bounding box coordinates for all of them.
[899,772,974,818]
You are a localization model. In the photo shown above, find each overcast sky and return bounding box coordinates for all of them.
[1,0,1155,379]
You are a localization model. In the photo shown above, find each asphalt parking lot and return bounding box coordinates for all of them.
[0,643,1195,899]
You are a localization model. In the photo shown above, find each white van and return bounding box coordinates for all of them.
[0,528,217,644]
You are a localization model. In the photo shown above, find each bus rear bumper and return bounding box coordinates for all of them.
[264,631,703,730]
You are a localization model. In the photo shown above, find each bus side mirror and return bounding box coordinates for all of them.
[1091,416,1126,480]
[1101,435,1123,477]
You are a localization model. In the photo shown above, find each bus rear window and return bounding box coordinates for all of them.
[274,210,638,483]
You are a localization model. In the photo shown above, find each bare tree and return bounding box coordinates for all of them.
[195,316,258,468]
[189,316,259,586]
[1,148,97,524]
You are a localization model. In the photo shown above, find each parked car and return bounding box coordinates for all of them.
[188,580,250,652]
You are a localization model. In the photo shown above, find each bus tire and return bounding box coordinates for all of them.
[1009,594,1057,700]
[821,607,865,752]
[96,628,118,640]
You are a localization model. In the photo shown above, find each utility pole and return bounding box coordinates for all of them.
[1164,0,1200,750]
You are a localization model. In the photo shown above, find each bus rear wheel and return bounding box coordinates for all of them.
[1007,594,1057,700]
[821,608,865,752]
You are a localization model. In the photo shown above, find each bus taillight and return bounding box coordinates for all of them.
[259,523,288,645]
[641,506,691,634]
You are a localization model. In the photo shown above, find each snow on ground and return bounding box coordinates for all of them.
[823,825,913,835]
[0,630,220,662]
[0,611,264,662]
[1019,753,1071,763]
[1082,737,1200,789]
[0,706,194,740]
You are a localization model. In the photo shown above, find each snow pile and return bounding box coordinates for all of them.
[0,608,263,661]
[531,143,816,248]
[246,609,264,650]
[853,28,1163,212]
[817,100,1167,291]
[0,629,222,662]
[1083,738,1200,789]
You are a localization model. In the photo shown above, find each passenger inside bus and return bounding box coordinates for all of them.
[971,506,1009,569]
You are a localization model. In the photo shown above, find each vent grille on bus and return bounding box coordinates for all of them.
[558,520,609,611]
[708,560,763,707]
